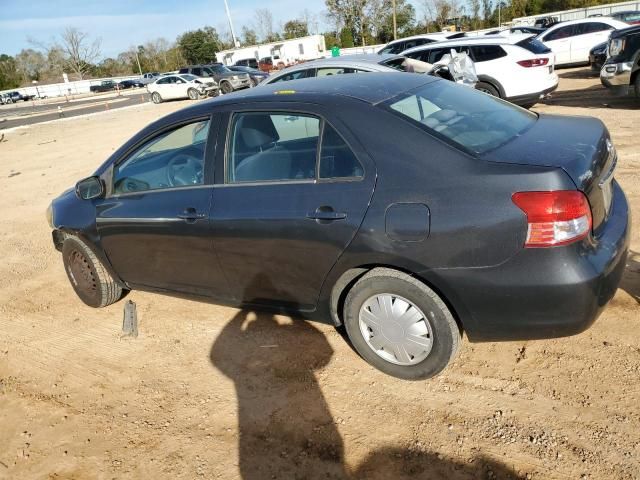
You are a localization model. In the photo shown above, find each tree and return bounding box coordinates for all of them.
[177,26,221,65]
[241,26,258,45]
[339,27,355,47]
[59,27,102,79]
[14,49,47,81]
[0,54,21,89]
[283,20,309,39]
[255,9,277,42]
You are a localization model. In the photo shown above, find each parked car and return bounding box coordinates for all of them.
[117,79,144,89]
[227,65,269,86]
[48,73,629,380]
[258,56,283,72]
[147,74,219,103]
[533,16,560,29]
[5,91,35,102]
[610,10,640,25]
[601,24,640,97]
[403,35,558,107]
[537,18,629,66]
[0,93,11,104]
[140,72,160,85]
[261,54,409,85]
[378,33,464,55]
[234,58,259,69]
[90,80,118,93]
[178,64,251,94]
[589,41,608,71]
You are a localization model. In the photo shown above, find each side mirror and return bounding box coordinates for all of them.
[75,176,105,200]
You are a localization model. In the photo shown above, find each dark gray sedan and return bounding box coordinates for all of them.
[48,73,629,380]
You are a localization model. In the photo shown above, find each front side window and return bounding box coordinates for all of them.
[385,80,536,155]
[156,77,171,84]
[228,113,320,183]
[113,119,210,194]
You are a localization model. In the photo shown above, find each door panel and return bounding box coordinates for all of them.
[210,108,375,309]
[95,116,231,297]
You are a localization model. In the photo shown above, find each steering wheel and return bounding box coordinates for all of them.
[166,150,203,187]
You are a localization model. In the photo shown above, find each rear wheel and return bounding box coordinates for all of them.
[343,268,461,380]
[634,74,640,98]
[187,88,200,100]
[220,81,233,94]
[475,81,500,98]
[62,236,125,308]
[151,92,162,104]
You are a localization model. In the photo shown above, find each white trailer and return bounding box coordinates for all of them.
[216,35,327,67]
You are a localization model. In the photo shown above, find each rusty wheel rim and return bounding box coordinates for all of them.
[68,249,97,295]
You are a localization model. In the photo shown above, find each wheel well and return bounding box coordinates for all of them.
[329,265,463,334]
[475,75,505,98]
[631,68,639,87]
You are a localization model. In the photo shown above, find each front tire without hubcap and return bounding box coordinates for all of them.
[62,236,124,308]
[475,81,500,98]
[220,81,233,94]
[343,268,461,380]
[151,92,162,104]
[187,88,200,100]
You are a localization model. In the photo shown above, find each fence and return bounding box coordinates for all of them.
[513,0,640,25]
[1,75,143,100]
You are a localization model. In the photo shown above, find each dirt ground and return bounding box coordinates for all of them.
[0,68,639,480]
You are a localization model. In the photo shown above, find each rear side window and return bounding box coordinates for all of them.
[384,81,536,155]
[470,45,507,62]
[380,42,403,55]
[320,124,363,179]
[270,69,313,83]
[228,113,320,183]
[516,37,552,54]
[317,67,360,76]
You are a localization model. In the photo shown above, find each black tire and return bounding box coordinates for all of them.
[634,74,640,99]
[187,88,200,100]
[220,81,233,94]
[151,92,162,104]
[62,236,124,308]
[211,89,220,97]
[343,268,461,380]
[475,81,500,98]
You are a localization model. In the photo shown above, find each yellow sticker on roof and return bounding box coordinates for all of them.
[274,90,296,95]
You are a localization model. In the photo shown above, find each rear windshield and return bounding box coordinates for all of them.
[383,80,536,155]
[516,37,552,54]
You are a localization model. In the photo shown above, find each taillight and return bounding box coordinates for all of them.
[512,191,592,248]
[517,58,549,67]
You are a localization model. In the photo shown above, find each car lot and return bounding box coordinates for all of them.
[0,68,638,479]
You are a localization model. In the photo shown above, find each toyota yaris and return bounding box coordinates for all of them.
[48,73,630,380]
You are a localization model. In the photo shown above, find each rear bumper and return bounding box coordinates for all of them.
[426,181,630,342]
[507,83,558,106]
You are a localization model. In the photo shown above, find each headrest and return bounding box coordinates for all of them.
[237,114,280,148]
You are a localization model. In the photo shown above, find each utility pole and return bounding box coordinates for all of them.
[223,0,239,47]
[498,2,501,27]
[135,50,142,75]
[392,0,398,40]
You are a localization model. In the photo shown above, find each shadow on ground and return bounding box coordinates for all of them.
[210,306,524,479]
[621,250,640,305]
[541,84,640,109]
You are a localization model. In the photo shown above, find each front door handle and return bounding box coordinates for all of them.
[306,206,347,222]
[177,207,206,221]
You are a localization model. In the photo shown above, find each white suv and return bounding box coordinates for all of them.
[537,18,629,66]
[402,35,559,108]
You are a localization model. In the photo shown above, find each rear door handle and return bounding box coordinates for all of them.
[306,207,347,221]
[177,208,206,221]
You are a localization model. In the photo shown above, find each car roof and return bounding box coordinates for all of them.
[268,54,402,77]
[384,33,451,45]
[543,17,629,29]
[183,72,437,109]
[402,34,529,54]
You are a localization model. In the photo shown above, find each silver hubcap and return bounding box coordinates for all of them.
[358,294,433,366]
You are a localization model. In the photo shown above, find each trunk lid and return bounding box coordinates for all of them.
[482,113,616,232]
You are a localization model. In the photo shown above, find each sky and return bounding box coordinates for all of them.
[0,0,337,58]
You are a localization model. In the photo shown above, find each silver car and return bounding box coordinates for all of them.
[260,54,410,86]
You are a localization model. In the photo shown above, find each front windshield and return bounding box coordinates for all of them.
[384,80,536,155]
[213,65,231,74]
